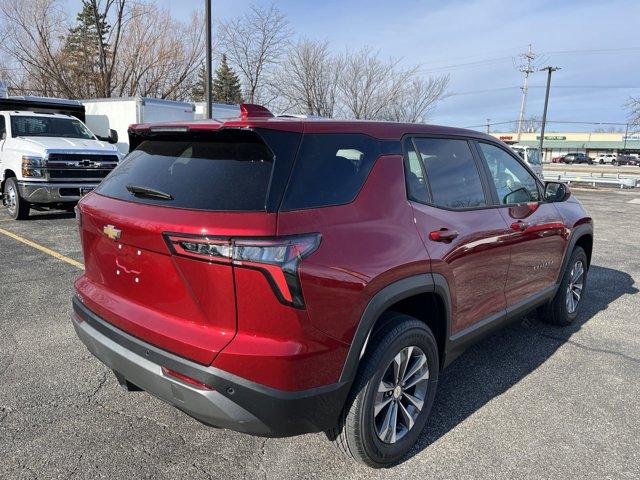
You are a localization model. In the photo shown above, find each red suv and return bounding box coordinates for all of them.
[72,104,593,467]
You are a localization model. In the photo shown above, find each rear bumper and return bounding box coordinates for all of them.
[71,296,350,437]
[18,181,99,203]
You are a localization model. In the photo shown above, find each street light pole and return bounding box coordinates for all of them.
[538,66,560,161]
[205,0,213,119]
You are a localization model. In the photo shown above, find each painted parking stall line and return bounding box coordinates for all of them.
[0,227,84,270]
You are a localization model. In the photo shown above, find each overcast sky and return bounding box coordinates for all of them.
[68,0,640,131]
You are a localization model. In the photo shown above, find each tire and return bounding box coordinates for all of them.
[3,177,30,220]
[327,312,439,467]
[599,160,604,165]
[539,246,588,326]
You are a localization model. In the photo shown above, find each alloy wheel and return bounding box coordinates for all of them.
[5,182,17,216]
[566,260,584,314]
[374,346,429,444]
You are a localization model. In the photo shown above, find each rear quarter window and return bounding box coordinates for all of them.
[281,133,382,210]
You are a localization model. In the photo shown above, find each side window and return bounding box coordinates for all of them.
[0,116,5,139]
[478,142,541,205]
[281,134,381,210]
[404,139,429,203]
[413,138,487,209]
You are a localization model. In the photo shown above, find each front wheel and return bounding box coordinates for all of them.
[539,246,588,326]
[328,313,439,467]
[3,177,30,220]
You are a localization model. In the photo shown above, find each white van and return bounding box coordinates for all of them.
[511,145,542,178]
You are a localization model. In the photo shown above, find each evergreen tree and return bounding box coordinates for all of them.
[192,55,243,105]
[62,1,111,98]
[191,66,207,102]
[212,55,243,104]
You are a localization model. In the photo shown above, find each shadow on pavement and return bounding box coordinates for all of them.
[406,264,637,461]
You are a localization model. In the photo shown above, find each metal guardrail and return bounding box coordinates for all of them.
[543,171,639,189]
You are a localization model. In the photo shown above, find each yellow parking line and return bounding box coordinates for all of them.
[0,227,84,270]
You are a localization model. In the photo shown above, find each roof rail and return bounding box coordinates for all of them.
[240,103,273,119]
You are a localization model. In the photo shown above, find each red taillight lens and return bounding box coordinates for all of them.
[161,367,215,391]
[164,233,320,308]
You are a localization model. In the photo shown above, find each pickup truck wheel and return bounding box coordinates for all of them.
[3,177,30,220]
[539,246,588,326]
[327,313,439,467]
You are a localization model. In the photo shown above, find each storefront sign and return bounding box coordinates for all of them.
[536,135,566,140]
[499,136,513,141]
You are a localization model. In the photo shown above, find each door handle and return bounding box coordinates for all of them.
[429,228,459,243]
[510,220,529,231]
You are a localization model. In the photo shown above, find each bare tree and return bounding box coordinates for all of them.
[275,39,343,116]
[0,0,204,100]
[511,115,541,133]
[0,0,70,97]
[627,97,640,128]
[384,75,450,123]
[114,5,205,99]
[218,4,292,104]
[335,48,449,122]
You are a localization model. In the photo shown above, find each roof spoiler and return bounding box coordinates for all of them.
[240,103,273,119]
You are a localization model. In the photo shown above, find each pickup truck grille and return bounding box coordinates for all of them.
[46,153,119,181]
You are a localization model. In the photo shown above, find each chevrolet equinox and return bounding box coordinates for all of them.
[71,104,593,467]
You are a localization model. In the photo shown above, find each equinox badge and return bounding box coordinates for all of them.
[103,224,121,241]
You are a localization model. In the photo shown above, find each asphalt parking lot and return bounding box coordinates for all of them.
[1,188,639,479]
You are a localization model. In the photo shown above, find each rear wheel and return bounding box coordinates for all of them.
[3,177,30,220]
[328,313,439,467]
[539,246,588,326]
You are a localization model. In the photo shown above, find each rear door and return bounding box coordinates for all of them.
[76,128,300,365]
[406,137,512,334]
[475,141,566,307]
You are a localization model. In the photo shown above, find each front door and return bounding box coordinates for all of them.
[405,137,512,334]
[476,141,566,307]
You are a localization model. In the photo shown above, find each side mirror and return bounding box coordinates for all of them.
[108,129,119,144]
[544,181,570,202]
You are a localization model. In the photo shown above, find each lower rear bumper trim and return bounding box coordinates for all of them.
[71,296,350,437]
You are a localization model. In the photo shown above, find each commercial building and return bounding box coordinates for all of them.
[491,132,640,161]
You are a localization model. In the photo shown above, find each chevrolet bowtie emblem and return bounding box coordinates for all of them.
[103,224,121,241]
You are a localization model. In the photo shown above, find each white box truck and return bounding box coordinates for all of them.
[82,97,195,154]
[194,102,240,120]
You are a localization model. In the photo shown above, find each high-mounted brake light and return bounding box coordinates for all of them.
[163,233,321,308]
[240,103,274,119]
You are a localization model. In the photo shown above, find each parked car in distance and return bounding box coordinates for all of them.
[614,154,639,166]
[595,153,617,165]
[510,145,543,178]
[562,152,592,164]
[551,155,564,163]
[71,104,593,467]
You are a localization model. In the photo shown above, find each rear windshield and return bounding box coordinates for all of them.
[96,130,277,211]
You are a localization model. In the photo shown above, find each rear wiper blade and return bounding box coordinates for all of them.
[125,184,174,200]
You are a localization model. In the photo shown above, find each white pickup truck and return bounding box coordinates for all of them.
[1,99,122,220]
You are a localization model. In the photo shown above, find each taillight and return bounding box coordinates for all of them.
[161,367,215,391]
[163,233,320,308]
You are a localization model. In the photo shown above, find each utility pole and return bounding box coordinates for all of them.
[486,119,491,134]
[538,66,560,160]
[205,0,213,119]
[516,44,536,142]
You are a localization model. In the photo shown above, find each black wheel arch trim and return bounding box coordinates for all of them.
[557,222,593,284]
[338,273,452,383]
